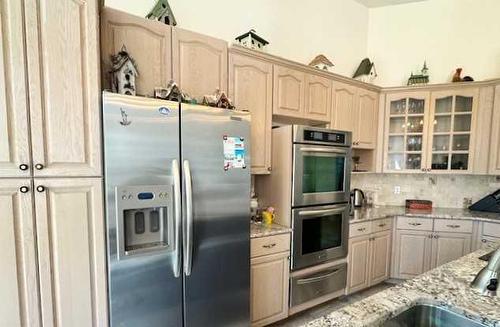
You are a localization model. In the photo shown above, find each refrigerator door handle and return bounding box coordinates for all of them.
[172,159,182,278]
[183,160,194,276]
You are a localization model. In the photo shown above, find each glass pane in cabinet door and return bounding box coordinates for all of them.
[432,135,450,151]
[388,136,404,152]
[451,154,468,170]
[431,154,449,170]
[454,114,471,132]
[452,134,470,151]
[406,154,421,170]
[406,135,423,152]
[455,96,473,112]
[407,116,424,133]
[434,116,451,133]
[408,98,425,114]
[389,117,406,133]
[390,99,406,115]
[388,154,404,170]
[435,96,452,113]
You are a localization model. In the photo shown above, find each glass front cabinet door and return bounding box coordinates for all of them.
[384,92,430,172]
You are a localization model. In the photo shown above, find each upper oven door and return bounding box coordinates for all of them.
[293,144,351,207]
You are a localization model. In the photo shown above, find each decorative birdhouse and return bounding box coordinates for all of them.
[110,45,139,96]
[308,54,334,72]
[353,58,377,83]
[407,61,430,86]
[146,0,177,26]
[235,29,269,51]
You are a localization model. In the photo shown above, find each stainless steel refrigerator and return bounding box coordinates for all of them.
[102,92,251,327]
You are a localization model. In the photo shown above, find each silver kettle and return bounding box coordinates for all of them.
[351,189,365,207]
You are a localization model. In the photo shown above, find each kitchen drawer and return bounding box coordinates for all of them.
[434,219,473,233]
[349,221,372,238]
[397,217,433,231]
[251,233,290,258]
[371,218,393,233]
[482,222,500,237]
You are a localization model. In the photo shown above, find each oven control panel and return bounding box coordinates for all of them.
[303,130,346,144]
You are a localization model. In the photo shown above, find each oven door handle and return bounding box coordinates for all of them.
[299,208,346,217]
[299,147,348,154]
[296,269,341,284]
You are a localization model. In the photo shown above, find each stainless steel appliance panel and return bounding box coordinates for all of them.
[103,92,183,327]
[291,204,349,270]
[181,104,251,327]
[290,262,347,307]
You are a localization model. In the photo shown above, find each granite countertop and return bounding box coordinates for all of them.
[250,221,292,238]
[303,244,500,327]
[350,205,500,224]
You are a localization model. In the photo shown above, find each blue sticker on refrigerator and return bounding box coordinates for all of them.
[223,136,246,170]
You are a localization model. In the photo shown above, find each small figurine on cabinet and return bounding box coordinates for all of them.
[308,54,335,72]
[353,58,377,83]
[452,68,474,83]
[146,0,177,26]
[110,45,139,96]
[202,88,235,109]
[407,61,429,86]
[154,80,194,103]
[235,29,269,51]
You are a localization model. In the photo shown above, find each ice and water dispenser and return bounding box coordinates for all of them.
[115,185,173,259]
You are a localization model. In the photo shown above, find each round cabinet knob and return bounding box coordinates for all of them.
[482,239,488,243]
[19,186,29,193]
[19,164,29,171]
[35,163,44,170]
[36,185,45,193]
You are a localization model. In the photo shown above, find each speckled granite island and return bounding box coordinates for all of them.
[303,245,500,327]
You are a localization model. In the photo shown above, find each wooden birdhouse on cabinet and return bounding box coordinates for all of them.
[146,0,177,26]
[353,58,377,83]
[308,54,334,72]
[235,29,269,51]
[110,45,139,96]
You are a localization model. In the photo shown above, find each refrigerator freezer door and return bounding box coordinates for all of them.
[103,92,183,327]
[181,104,251,327]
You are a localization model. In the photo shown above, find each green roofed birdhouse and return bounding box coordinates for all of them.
[235,29,269,51]
[308,54,334,72]
[146,0,177,26]
[407,61,429,86]
[353,58,377,84]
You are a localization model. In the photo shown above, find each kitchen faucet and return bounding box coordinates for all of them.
[471,248,500,296]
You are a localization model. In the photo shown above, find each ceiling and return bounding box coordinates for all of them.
[354,0,428,8]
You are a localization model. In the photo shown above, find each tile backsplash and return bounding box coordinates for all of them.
[351,173,499,208]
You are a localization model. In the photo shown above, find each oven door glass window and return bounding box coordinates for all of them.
[302,213,342,255]
[302,155,345,194]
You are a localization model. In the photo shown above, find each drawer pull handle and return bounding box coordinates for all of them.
[357,227,366,232]
[409,222,422,226]
[378,223,387,227]
[296,269,341,285]
[263,243,276,249]
[446,224,461,229]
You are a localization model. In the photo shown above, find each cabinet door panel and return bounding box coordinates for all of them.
[24,0,101,177]
[35,178,106,327]
[0,179,40,327]
[101,8,172,97]
[431,232,471,268]
[357,90,378,149]
[229,53,272,174]
[273,65,305,118]
[489,85,500,174]
[393,230,432,279]
[305,74,331,122]
[173,28,227,99]
[0,0,31,177]
[332,82,357,132]
[347,236,370,294]
[370,231,391,285]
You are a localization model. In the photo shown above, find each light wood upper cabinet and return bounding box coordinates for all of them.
[229,53,273,174]
[331,82,357,133]
[356,90,379,149]
[347,235,371,294]
[172,28,228,99]
[393,230,432,279]
[0,179,41,327]
[489,85,500,174]
[34,178,107,327]
[101,8,172,97]
[24,0,101,177]
[273,65,305,118]
[0,1,31,178]
[431,232,471,268]
[304,74,332,122]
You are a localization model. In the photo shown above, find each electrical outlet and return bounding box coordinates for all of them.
[394,186,401,194]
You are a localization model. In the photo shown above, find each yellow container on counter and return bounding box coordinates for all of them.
[262,211,274,225]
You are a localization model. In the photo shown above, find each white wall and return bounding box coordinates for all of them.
[104,0,369,78]
[367,0,500,86]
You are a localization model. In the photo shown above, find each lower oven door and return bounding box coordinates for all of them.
[290,262,347,307]
[292,204,349,270]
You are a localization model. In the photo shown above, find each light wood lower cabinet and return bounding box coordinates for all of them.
[392,230,433,279]
[431,232,471,268]
[347,230,391,294]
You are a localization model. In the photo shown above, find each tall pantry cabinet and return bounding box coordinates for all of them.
[0,0,107,326]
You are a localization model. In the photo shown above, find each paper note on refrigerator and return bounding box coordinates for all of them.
[223,136,246,170]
